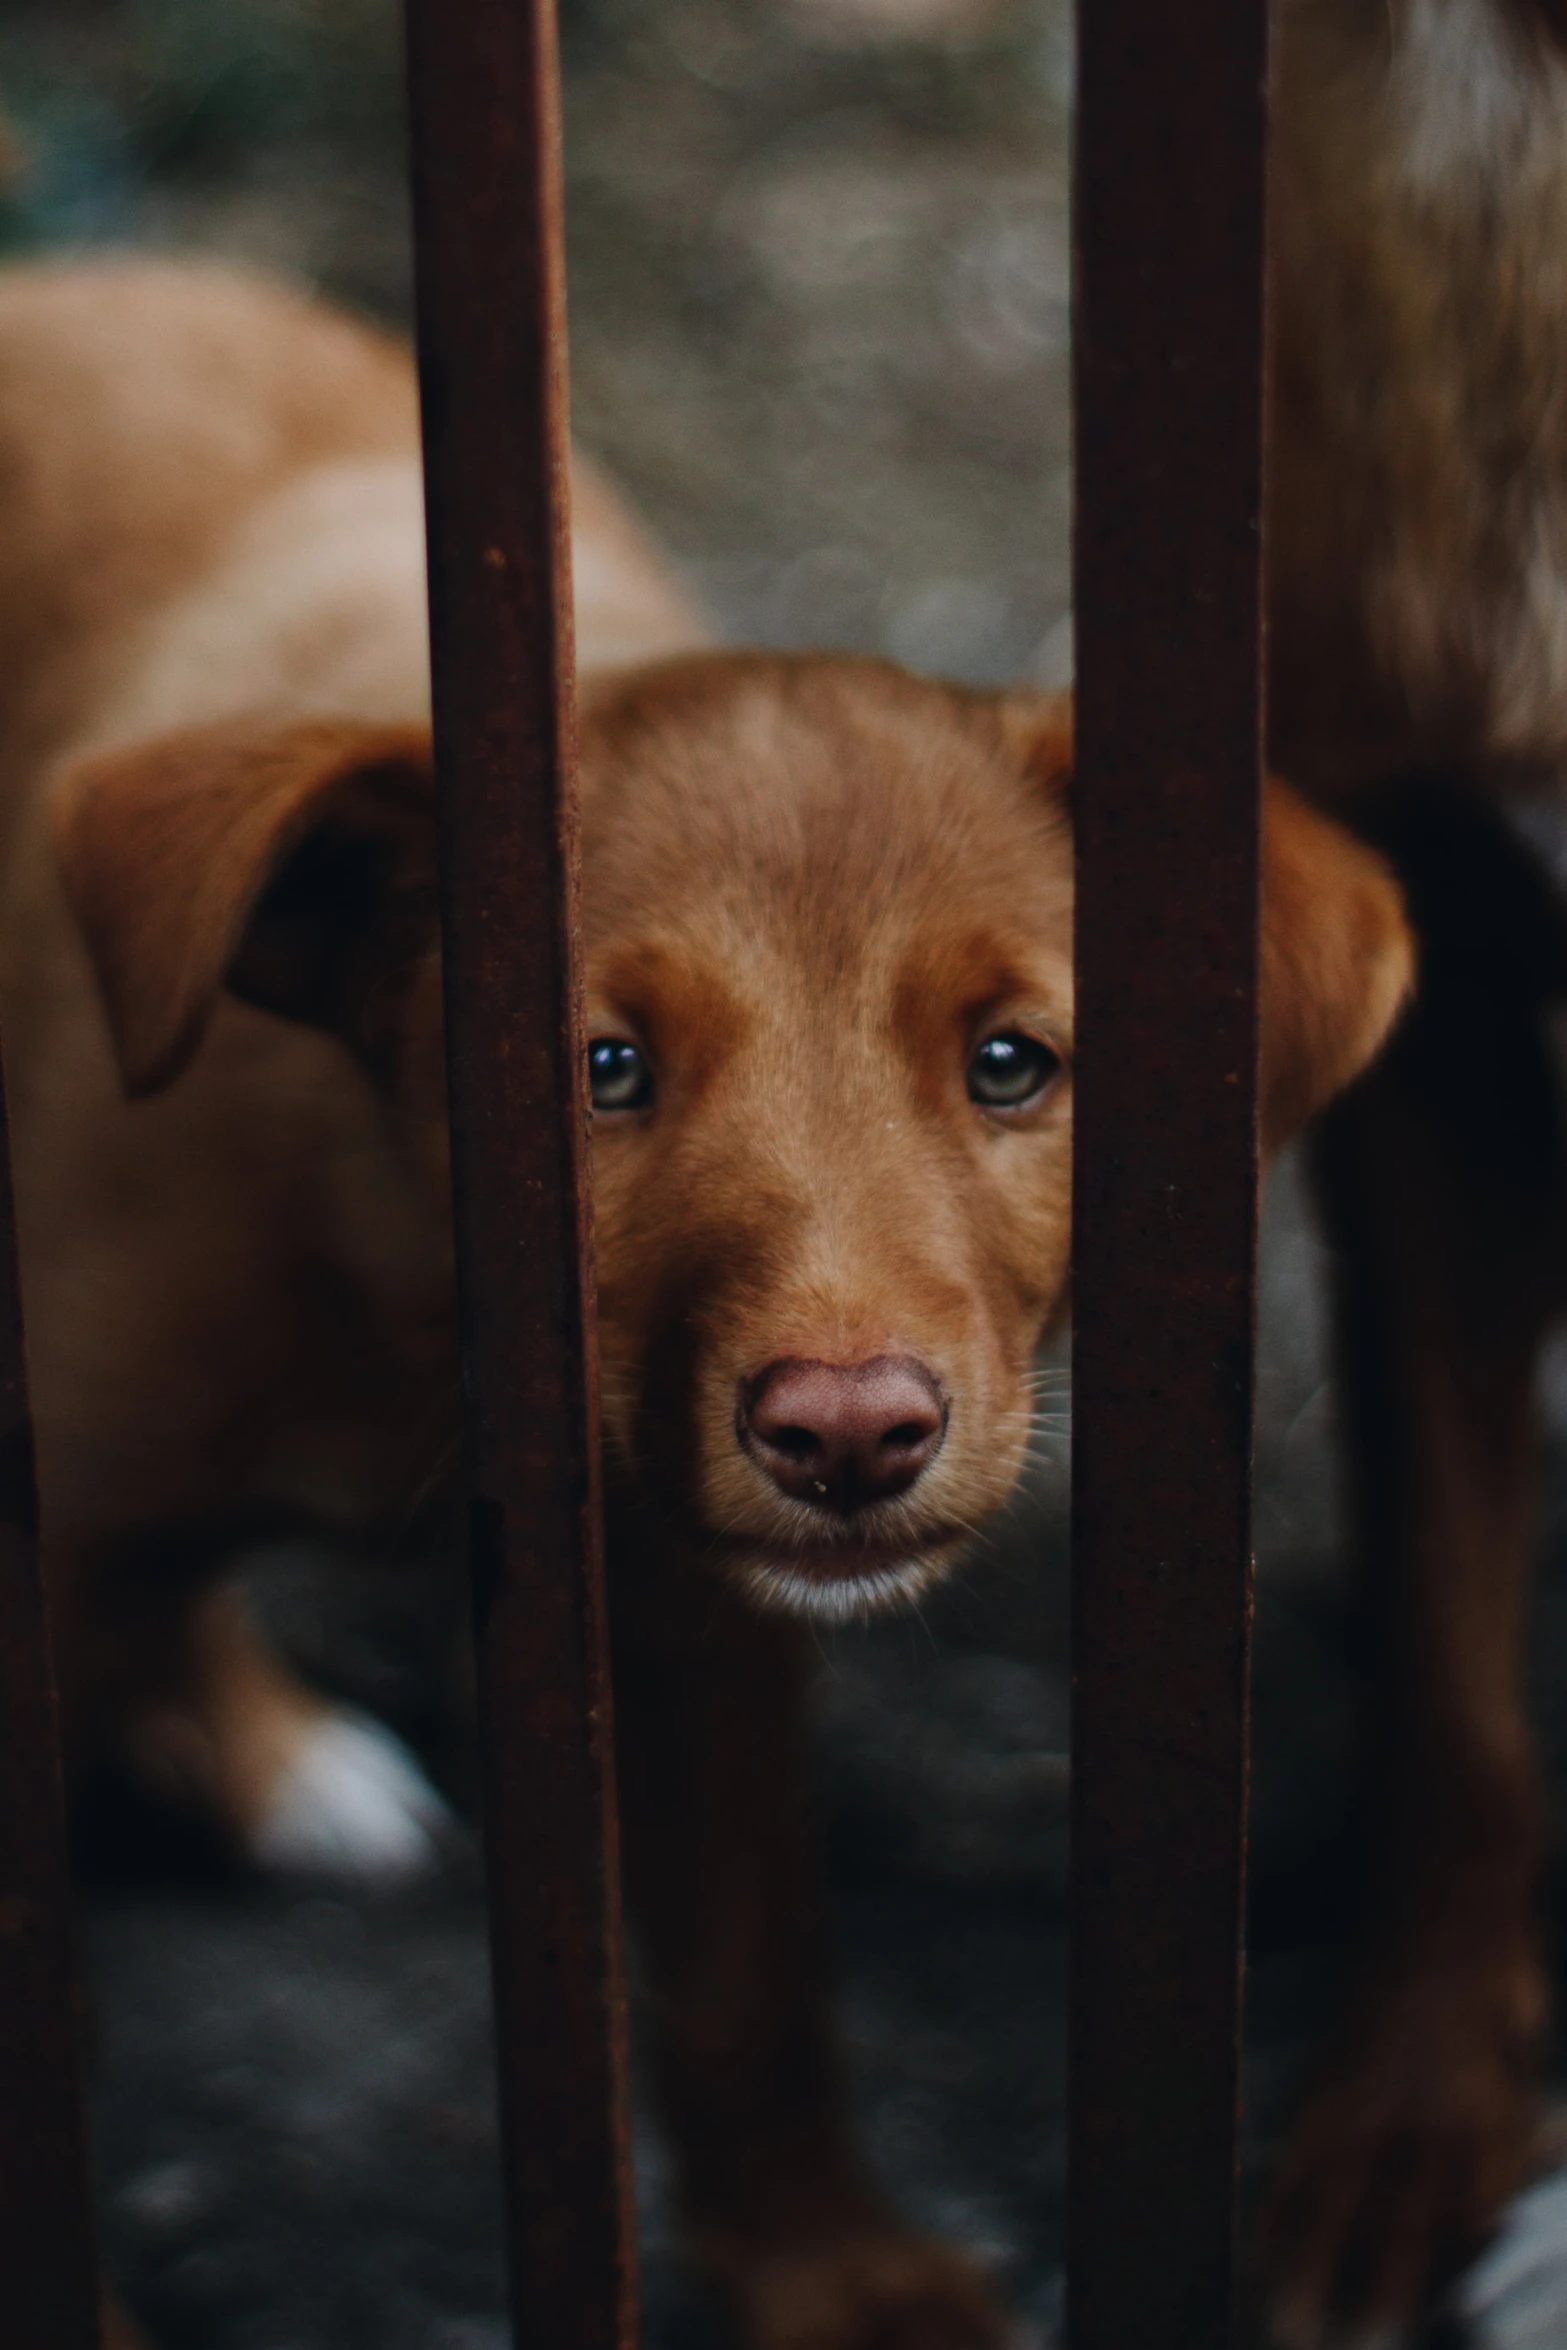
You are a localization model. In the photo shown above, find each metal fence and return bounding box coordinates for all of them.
[0,0,1268,2344]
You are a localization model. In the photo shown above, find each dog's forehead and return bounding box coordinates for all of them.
[577,653,1071,964]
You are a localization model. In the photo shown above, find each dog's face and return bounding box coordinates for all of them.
[579,657,1074,1615]
[54,651,1412,1618]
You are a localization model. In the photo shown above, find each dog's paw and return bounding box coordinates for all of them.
[1458,2150,1567,2344]
[247,1709,454,1884]
[1257,1960,1545,2348]
[709,2226,1019,2350]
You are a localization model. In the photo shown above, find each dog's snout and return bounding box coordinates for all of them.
[740,1355,946,1511]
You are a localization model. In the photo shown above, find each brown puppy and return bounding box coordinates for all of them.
[0,258,1411,2350]
[1265,2,1567,2338]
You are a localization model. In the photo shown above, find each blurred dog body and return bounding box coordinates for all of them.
[1258,2,1567,2341]
[0,262,698,1876]
[1271,0,1567,796]
[0,259,1411,2350]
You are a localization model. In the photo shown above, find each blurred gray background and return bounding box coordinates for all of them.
[2,2,1564,2343]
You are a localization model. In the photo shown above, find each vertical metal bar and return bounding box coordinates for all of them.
[0,1065,101,2350]
[403,7,638,2350]
[1068,2,1269,2345]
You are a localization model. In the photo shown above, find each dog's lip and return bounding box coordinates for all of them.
[714,1523,968,1583]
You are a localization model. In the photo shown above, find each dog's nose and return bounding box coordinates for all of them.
[740,1356,947,1511]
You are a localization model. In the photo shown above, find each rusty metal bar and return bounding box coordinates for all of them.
[0,1063,101,2350]
[1068,1,1269,2344]
[403,7,638,2349]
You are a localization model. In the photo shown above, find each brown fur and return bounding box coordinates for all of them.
[0,259,1412,2349]
[1265,1,1567,2338]
[1270,0,1567,797]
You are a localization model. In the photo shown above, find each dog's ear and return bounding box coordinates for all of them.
[1260,778,1414,1149]
[999,696,1411,1148]
[53,717,436,1097]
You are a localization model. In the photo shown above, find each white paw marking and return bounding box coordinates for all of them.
[1462,2164,1567,2348]
[249,1711,454,1885]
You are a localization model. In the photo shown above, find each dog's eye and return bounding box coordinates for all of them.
[967,1031,1060,1110]
[589,1038,653,1112]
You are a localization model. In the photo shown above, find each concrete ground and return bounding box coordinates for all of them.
[0,0,1564,2341]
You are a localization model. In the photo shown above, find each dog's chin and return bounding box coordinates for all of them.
[730,1542,959,1623]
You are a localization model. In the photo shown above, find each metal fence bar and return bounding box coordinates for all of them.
[403,7,638,2349]
[0,1063,101,2350]
[1068,1,1269,2345]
